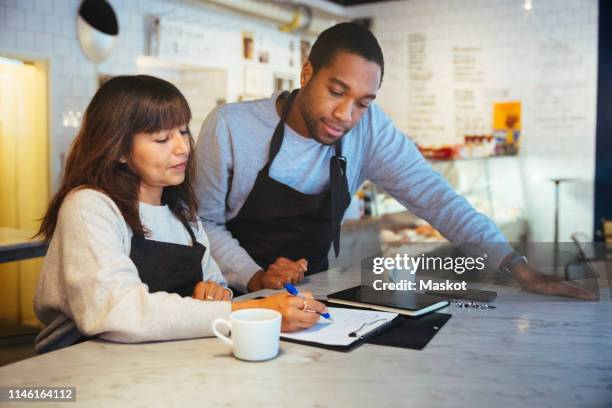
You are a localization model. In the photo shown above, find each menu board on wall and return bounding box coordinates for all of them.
[532,40,591,136]
[406,33,448,146]
[390,8,596,150]
[452,46,488,142]
[405,32,519,147]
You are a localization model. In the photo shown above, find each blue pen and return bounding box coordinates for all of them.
[284,283,333,321]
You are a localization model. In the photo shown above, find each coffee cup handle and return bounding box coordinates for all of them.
[212,318,233,347]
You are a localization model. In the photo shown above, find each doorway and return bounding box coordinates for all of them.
[0,55,49,327]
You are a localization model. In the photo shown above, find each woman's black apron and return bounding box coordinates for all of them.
[130,220,204,297]
[49,219,206,352]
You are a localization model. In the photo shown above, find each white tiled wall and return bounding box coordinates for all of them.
[347,0,599,242]
[0,0,304,192]
[0,0,599,243]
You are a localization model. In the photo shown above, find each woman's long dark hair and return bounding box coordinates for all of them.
[38,75,198,240]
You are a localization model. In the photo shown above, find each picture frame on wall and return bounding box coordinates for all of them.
[145,15,161,56]
[259,50,269,64]
[242,32,254,60]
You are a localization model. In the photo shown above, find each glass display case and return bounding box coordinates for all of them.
[358,155,527,244]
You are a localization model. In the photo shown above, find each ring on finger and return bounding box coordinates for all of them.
[206,295,214,300]
[302,298,312,312]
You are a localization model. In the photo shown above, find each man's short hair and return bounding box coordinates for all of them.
[308,22,384,82]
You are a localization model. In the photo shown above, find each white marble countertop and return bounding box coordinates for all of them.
[0,267,611,407]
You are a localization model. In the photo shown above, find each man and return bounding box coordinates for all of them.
[195,22,594,299]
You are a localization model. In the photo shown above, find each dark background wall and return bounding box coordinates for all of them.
[594,0,612,241]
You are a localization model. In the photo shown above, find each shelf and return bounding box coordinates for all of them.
[136,56,227,72]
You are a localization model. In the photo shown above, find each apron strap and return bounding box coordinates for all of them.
[180,219,199,247]
[262,89,298,175]
[330,140,349,257]
[332,140,346,173]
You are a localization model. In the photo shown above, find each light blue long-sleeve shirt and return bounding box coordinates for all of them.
[195,92,512,292]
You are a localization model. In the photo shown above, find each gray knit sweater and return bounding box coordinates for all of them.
[34,189,231,353]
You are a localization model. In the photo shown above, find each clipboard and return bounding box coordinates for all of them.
[280,306,402,352]
[280,301,451,352]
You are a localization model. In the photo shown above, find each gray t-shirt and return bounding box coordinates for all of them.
[195,92,512,292]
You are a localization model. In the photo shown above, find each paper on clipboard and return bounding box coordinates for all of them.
[281,307,398,346]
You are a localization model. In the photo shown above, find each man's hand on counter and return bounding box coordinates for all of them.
[512,263,598,300]
[247,257,308,291]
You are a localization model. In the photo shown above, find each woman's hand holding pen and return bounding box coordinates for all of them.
[232,291,327,332]
[264,292,327,332]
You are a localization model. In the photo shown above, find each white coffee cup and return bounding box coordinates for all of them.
[212,308,282,361]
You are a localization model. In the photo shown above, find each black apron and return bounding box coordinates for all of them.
[42,218,206,352]
[226,90,351,275]
[130,220,205,297]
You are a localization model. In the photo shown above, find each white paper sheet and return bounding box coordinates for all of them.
[281,307,398,346]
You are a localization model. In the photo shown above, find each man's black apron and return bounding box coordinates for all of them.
[226,90,351,276]
[130,220,205,297]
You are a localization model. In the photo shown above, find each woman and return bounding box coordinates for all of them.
[34,75,326,353]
